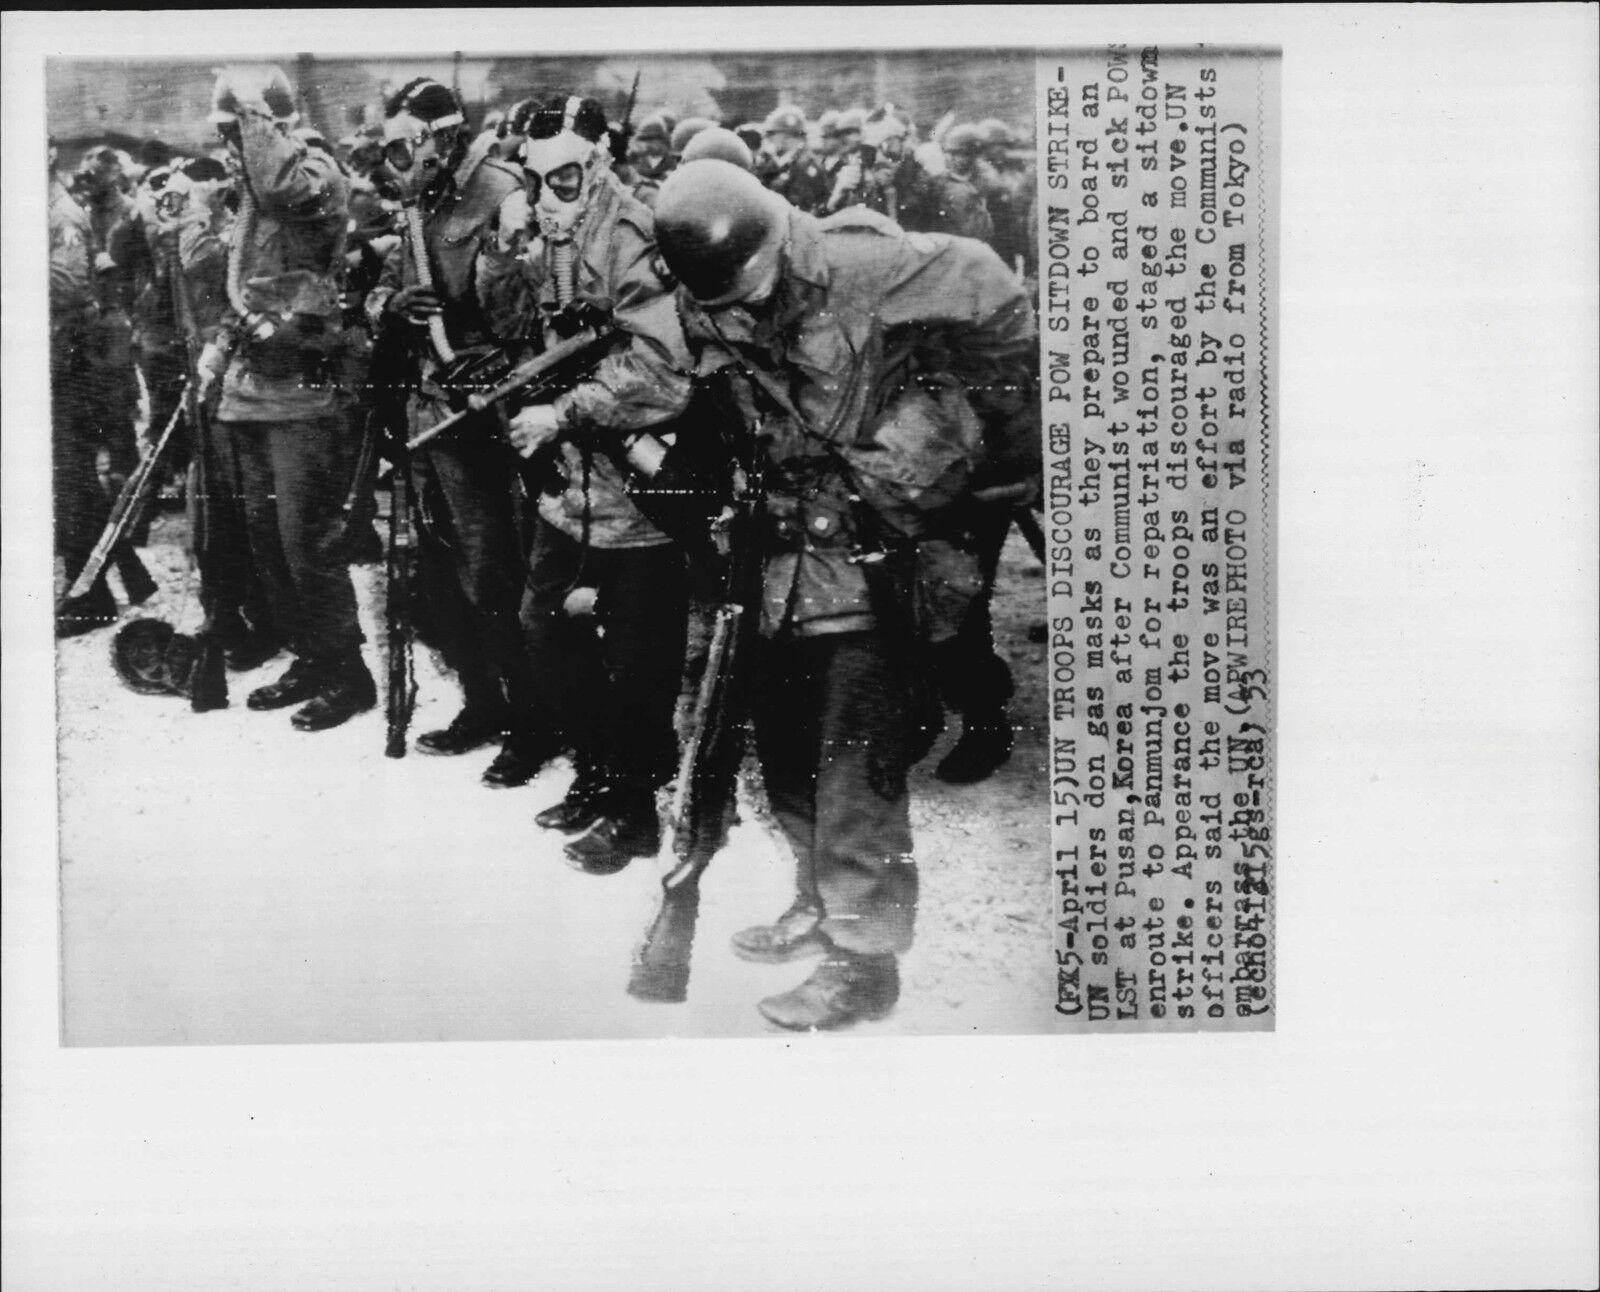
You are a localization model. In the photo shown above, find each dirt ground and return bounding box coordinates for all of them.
[55,507,1055,1044]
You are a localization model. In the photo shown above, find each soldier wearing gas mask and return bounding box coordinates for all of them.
[363,77,539,785]
[650,159,1040,1029]
[199,64,371,730]
[477,94,693,874]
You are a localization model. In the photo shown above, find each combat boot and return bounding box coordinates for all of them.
[535,761,608,832]
[757,949,901,1031]
[415,705,510,756]
[247,656,324,711]
[291,650,377,732]
[933,712,1014,784]
[55,581,119,639]
[730,898,827,964]
[481,736,558,788]
[564,784,660,875]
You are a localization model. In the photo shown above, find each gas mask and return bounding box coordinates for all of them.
[520,128,607,242]
[381,109,461,204]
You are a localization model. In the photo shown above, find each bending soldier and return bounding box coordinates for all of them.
[650,160,1040,1030]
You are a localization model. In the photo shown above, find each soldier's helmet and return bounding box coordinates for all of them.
[817,109,843,139]
[209,64,297,126]
[761,105,808,138]
[680,126,754,171]
[835,108,867,137]
[943,123,985,159]
[654,158,790,306]
[633,112,672,148]
[669,116,716,156]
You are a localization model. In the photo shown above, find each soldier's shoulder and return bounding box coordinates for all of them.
[819,206,902,237]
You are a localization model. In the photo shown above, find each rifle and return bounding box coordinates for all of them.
[383,441,417,758]
[60,394,185,604]
[171,246,231,712]
[404,323,619,453]
[610,70,642,167]
[628,461,766,1003]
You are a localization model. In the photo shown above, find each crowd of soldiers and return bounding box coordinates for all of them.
[49,65,1042,1031]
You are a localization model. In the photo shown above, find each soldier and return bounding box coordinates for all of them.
[197,64,373,731]
[901,123,995,242]
[478,93,694,873]
[362,77,544,782]
[72,144,158,599]
[51,138,156,635]
[625,112,675,210]
[754,105,829,216]
[680,126,754,171]
[821,108,885,215]
[650,160,1039,1029]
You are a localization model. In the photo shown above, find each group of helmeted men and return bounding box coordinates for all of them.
[49,65,1041,1031]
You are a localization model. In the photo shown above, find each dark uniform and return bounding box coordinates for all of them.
[367,139,538,776]
[210,108,371,728]
[478,162,693,862]
[757,145,830,216]
[657,172,1038,1026]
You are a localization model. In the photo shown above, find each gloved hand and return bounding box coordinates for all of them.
[832,157,864,197]
[507,403,561,458]
[196,339,228,402]
[385,284,442,324]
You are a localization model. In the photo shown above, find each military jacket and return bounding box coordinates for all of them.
[216,117,350,423]
[676,207,1037,638]
[759,146,831,216]
[478,170,692,549]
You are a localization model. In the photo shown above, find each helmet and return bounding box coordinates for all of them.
[669,116,715,156]
[943,124,984,157]
[654,159,790,306]
[862,106,910,150]
[210,64,297,126]
[761,105,807,138]
[112,619,201,698]
[835,108,867,137]
[679,126,753,171]
[817,109,843,139]
[633,112,672,148]
[976,117,1016,150]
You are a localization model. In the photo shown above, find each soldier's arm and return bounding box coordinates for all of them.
[550,226,692,436]
[49,216,93,320]
[364,238,406,331]
[237,113,343,220]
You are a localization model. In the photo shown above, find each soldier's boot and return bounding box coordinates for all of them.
[730,898,828,964]
[415,704,510,756]
[291,649,377,732]
[933,707,1014,784]
[535,757,608,832]
[757,949,901,1031]
[113,544,158,606]
[564,783,660,875]
[247,656,325,711]
[481,733,560,789]
[55,578,119,640]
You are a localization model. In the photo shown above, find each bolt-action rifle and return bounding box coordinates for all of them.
[627,442,766,1004]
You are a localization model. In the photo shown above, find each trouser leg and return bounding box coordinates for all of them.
[53,363,110,583]
[417,436,534,731]
[754,632,917,955]
[520,519,604,761]
[264,416,363,659]
[593,542,687,788]
[934,506,1015,718]
[200,417,280,642]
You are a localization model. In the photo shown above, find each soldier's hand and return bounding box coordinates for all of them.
[387,285,442,324]
[835,159,864,194]
[507,404,561,458]
[94,250,117,273]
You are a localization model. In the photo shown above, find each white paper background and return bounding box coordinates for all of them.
[4,7,1596,1290]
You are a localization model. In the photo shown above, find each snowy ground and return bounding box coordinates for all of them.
[56,510,1055,1045]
